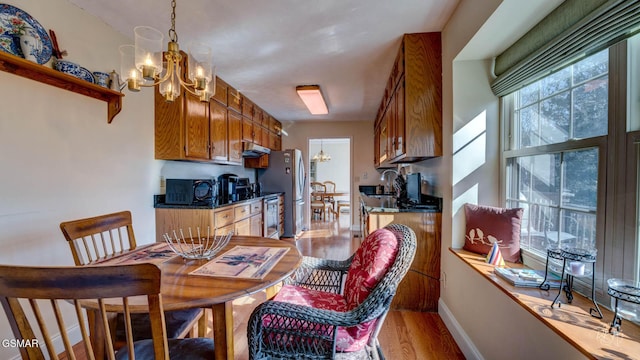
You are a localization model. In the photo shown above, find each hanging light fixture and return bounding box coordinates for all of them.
[119,0,214,102]
[312,140,331,162]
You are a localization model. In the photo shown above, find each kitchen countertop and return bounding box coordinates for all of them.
[154,193,282,210]
[360,193,442,213]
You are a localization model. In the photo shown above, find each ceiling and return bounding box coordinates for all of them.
[67,0,459,124]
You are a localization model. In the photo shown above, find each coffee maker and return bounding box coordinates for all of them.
[218,173,239,203]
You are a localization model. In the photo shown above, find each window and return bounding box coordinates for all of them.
[505,50,607,256]
[503,39,640,298]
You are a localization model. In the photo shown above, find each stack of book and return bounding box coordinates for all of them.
[494,267,563,288]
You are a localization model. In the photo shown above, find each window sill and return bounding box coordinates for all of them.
[449,248,640,359]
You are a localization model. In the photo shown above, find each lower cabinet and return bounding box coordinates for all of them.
[278,194,285,237]
[156,199,263,241]
[365,211,441,312]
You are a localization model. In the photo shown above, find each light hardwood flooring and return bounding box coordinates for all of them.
[62,211,465,359]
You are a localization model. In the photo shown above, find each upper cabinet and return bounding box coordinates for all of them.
[154,65,282,165]
[374,32,442,168]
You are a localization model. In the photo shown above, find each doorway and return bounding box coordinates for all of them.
[308,138,351,222]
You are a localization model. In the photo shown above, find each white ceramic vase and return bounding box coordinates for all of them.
[18,30,40,63]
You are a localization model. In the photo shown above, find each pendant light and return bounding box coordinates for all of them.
[119,0,214,102]
[312,140,331,162]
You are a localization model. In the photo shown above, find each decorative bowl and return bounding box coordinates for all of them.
[163,227,233,260]
[92,71,110,88]
[53,60,94,83]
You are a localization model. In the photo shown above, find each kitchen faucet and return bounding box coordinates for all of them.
[379,169,399,194]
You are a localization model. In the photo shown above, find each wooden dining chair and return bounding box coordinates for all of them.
[59,211,203,344]
[322,180,337,208]
[310,182,331,220]
[0,263,214,360]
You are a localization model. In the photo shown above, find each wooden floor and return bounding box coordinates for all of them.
[63,211,465,359]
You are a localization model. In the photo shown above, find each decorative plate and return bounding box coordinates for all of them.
[0,3,52,64]
[54,60,94,83]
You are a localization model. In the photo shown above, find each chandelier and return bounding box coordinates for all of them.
[119,0,214,102]
[312,140,331,162]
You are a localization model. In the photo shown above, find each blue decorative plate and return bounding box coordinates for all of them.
[0,3,52,64]
[54,60,94,83]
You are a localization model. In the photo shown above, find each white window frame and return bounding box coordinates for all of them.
[501,40,639,304]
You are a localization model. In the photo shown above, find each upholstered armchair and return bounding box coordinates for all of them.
[248,224,417,359]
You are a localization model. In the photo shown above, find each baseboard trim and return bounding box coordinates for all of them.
[438,298,484,360]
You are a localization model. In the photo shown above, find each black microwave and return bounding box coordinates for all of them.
[165,179,217,206]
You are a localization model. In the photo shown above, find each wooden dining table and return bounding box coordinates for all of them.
[85,236,302,360]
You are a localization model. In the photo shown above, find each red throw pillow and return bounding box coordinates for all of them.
[464,203,523,263]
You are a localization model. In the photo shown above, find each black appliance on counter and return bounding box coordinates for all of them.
[165,179,217,206]
[400,173,442,211]
[218,174,252,203]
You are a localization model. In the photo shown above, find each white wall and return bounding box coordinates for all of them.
[283,120,378,230]
[0,1,251,358]
[0,1,153,357]
[437,0,587,359]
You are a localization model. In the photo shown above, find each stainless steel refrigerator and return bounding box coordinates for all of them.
[258,149,306,238]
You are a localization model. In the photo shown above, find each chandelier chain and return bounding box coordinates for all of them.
[169,0,178,43]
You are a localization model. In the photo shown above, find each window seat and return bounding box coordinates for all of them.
[449,248,640,359]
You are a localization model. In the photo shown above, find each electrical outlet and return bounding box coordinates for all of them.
[160,176,166,189]
[441,271,447,289]
[363,172,368,179]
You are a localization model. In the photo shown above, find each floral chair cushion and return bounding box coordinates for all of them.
[343,228,399,308]
[269,228,400,352]
[272,284,376,352]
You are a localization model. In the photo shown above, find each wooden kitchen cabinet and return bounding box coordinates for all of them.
[228,110,243,164]
[212,76,228,106]
[278,194,285,237]
[366,210,441,312]
[155,208,215,241]
[209,102,243,165]
[155,198,264,241]
[155,85,211,161]
[155,59,282,163]
[374,32,442,168]
[210,100,229,162]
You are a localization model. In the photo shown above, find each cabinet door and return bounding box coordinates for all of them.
[212,76,228,106]
[155,208,214,242]
[228,86,241,113]
[241,95,254,120]
[234,218,251,236]
[378,112,388,164]
[260,125,270,148]
[228,110,243,164]
[274,134,282,151]
[210,100,228,162]
[394,81,405,158]
[254,107,263,126]
[250,214,262,236]
[374,125,381,167]
[242,117,254,142]
[184,92,210,160]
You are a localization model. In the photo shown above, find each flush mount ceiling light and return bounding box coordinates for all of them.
[296,85,328,115]
[119,0,214,102]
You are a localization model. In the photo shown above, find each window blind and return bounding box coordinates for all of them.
[491,0,640,96]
